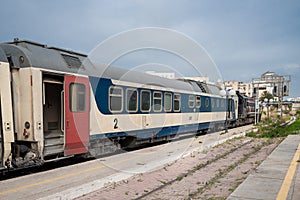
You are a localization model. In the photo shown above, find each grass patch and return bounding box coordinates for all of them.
[246,116,300,138]
[176,175,184,181]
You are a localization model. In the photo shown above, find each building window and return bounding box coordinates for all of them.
[70,83,86,112]
[126,88,138,112]
[141,90,151,112]
[189,95,195,108]
[196,96,201,108]
[174,94,181,112]
[109,86,123,112]
[164,92,172,112]
[153,92,162,112]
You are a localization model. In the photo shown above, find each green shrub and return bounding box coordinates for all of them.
[248,117,300,138]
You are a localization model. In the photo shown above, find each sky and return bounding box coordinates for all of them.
[1,0,300,97]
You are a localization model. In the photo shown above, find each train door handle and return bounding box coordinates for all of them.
[66,120,70,129]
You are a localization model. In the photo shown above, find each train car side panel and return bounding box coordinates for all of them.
[11,68,34,141]
[0,61,15,168]
[31,69,44,156]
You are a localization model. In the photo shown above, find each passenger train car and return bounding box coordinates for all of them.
[0,39,244,170]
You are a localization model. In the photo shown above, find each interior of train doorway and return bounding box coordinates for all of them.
[42,74,64,158]
[42,74,90,158]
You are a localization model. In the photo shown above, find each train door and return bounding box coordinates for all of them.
[64,76,90,155]
[43,76,64,157]
[228,98,236,120]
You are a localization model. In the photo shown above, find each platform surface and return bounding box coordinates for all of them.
[0,125,252,200]
[228,134,300,200]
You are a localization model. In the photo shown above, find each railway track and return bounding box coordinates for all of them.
[137,138,280,200]
[77,134,282,200]
[140,140,255,199]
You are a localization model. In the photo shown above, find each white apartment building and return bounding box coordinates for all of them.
[223,80,253,97]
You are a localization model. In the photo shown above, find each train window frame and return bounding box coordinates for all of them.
[126,88,138,112]
[164,92,172,112]
[174,94,181,112]
[221,99,225,108]
[235,100,238,111]
[196,95,201,108]
[205,98,209,108]
[211,98,215,108]
[153,91,162,112]
[141,90,151,112]
[108,86,123,113]
[189,95,195,108]
[69,83,86,112]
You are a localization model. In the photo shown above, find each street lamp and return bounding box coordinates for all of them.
[220,89,236,133]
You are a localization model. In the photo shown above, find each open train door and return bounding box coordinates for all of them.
[64,76,90,156]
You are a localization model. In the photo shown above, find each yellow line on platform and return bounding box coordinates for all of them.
[0,151,153,196]
[276,143,300,200]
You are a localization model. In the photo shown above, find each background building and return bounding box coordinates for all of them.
[252,71,291,101]
[223,81,253,97]
[145,71,292,107]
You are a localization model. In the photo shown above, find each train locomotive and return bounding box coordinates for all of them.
[0,39,255,170]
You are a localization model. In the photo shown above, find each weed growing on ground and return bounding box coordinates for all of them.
[176,175,184,181]
[246,116,300,138]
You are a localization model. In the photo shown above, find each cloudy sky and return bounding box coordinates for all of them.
[1,0,299,97]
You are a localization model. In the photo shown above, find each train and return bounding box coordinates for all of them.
[0,39,257,170]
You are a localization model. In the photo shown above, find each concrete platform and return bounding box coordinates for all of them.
[228,135,300,200]
[0,125,253,200]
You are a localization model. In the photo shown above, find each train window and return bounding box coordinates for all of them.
[126,89,138,112]
[70,83,86,112]
[189,95,195,108]
[153,92,162,112]
[216,99,220,108]
[109,86,123,112]
[174,94,181,112]
[211,98,215,108]
[205,98,209,107]
[221,99,225,108]
[141,90,151,112]
[164,92,172,112]
[196,96,201,108]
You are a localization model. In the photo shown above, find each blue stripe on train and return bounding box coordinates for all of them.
[89,121,224,141]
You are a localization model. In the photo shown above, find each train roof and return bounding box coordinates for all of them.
[0,46,7,62]
[98,65,203,93]
[0,39,88,74]
[0,39,221,95]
